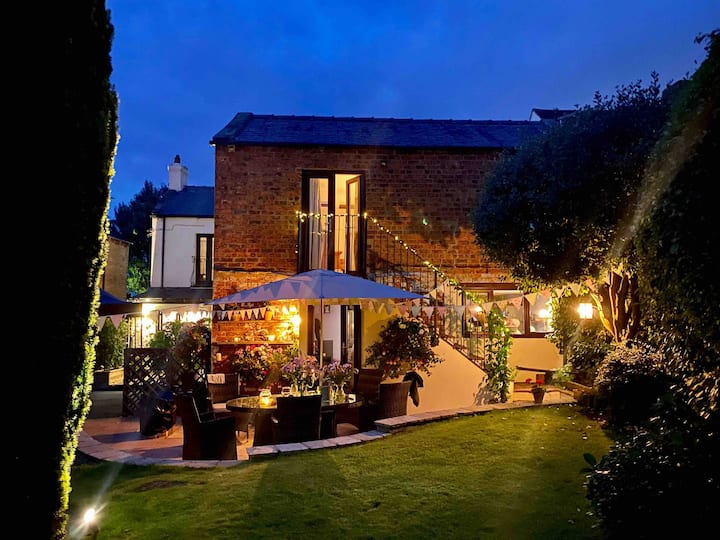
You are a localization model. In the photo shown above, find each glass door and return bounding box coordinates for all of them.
[301,171,364,273]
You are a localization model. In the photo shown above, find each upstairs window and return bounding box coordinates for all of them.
[195,234,213,287]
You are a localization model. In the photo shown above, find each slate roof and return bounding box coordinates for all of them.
[152,186,214,218]
[211,112,547,149]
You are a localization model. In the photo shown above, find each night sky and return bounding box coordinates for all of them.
[107,0,717,213]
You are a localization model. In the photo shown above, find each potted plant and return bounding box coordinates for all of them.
[365,315,443,380]
[280,354,319,395]
[231,344,275,387]
[322,360,358,401]
[531,384,546,404]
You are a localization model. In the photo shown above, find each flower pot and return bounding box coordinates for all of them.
[531,386,546,404]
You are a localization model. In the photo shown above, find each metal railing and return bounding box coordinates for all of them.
[296,212,486,370]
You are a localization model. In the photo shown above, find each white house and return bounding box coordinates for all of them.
[134,155,214,343]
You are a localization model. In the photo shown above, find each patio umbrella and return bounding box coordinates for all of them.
[209,269,424,365]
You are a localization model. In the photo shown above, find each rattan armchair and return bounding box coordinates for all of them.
[271,394,322,444]
[175,393,237,460]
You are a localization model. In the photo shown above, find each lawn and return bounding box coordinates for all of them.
[69,404,612,539]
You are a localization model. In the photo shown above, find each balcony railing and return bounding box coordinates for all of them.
[296,212,486,370]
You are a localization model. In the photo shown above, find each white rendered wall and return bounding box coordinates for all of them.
[149,216,214,288]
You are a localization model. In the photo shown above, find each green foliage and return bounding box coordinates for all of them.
[472,74,670,288]
[34,2,119,538]
[483,307,514,402]
[594,340,673,429]
[636,30,720,422]
[366,316,443,379]
[126,257,150,297]
[113,179,167,264]
[586,401,719,538]
[171,320,212,372]
[148,319,184,348]
[94,319,129,370]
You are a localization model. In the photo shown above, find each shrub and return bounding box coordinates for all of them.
[172,319,212,373]
[95,319,129,370]
[586,401,719,538]
[148,319,184,348]
[594,340,673,428]
[484,307,514,403]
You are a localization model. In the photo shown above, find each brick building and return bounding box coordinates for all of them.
[209,113,561,411]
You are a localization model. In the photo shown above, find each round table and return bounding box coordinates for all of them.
[226,394,361,445]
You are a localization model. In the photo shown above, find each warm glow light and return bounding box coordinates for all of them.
[538,308,551,319]
[291,314,301,331]
[83,508,97,526]
[578,303,594,319]
[259,388,273,407]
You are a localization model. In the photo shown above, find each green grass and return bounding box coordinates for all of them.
[69,404,612,539]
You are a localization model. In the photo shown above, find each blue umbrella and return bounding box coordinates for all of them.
[210,269,424,365]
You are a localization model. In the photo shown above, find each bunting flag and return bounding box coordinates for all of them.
[524,292,538,306]
[422,306,435,318]
[436,306,446,316]
[110,314,123,327]
[397,304,409,316]
[455,305,466,317]
[411,305,422,317]
[510,296,523,308]
[96,316,107,328]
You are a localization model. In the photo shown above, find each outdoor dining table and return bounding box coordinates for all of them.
[226,393,361,446]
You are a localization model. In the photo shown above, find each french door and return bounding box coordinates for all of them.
[299,171,365,275]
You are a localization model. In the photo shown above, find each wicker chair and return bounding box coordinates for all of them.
[271,394,322,444]
[175,393,237,460]
[378,380,412,419]
[353,368,384,431]
[207,372,240,403]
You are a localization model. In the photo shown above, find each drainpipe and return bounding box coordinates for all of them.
[160,216,166,287]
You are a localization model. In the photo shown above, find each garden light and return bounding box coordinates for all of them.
[578,303,593,319]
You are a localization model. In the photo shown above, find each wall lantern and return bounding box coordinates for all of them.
[577,303,594,320]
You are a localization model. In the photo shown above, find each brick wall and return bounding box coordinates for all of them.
[213,144,510,289]
[103,236,130,298]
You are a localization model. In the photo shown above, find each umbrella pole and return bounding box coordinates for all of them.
[319,299,324,368]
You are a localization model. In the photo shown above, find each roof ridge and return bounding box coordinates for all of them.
[242,112,534,125]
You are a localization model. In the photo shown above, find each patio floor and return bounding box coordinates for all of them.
[78,387,575,467]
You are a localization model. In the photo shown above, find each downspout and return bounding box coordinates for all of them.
[160,216,166,287]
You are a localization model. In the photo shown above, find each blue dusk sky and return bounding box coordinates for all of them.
[106,0,718,213]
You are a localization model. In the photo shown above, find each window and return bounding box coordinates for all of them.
[299,171,364,274]
[467,284,553,337]
[195,234,213,286]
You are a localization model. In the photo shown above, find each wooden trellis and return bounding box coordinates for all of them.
[122,348,201,416]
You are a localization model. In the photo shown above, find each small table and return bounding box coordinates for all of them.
[226,394,361,446]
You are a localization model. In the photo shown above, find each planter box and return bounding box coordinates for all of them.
[93,368,124,390]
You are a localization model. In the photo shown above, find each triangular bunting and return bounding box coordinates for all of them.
[411,305,422,317]
[525,292,538,306]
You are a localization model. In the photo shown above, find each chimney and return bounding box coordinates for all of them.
[168,154,188,191]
